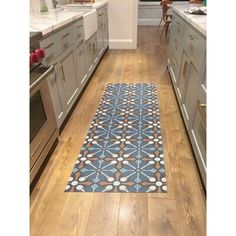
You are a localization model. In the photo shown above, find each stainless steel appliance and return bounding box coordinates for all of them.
[30,32,58,184]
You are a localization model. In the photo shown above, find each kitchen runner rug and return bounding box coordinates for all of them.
[65,83,167,193]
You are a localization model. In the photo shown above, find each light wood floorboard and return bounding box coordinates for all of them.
[30,26,206,236]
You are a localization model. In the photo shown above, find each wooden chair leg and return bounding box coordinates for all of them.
[157,18,163,32]
[160,23,166,40]
[165,23,170,38]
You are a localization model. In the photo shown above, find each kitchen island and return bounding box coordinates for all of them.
[167,4,206,186]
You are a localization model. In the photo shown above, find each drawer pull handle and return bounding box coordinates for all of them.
[188,35,198,40]
[61,65,66,82]
[99,12,104,16]
[93,43,96,53]
[197,101,206,124]
[62,33,70,38]
[78,39,83,46]
[44,42,54,49]
[76,25,82,29]
[183,60,189,79]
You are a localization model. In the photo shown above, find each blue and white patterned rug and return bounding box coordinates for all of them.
[65,83,167,193]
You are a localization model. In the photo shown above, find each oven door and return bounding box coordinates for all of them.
[30,65,57,169]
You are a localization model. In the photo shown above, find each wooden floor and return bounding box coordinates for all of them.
[30,26,206,236]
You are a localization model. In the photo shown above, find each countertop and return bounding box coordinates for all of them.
[65,0,108,10]
[30,9,84,36]
[170,3,206,36]
[30,0,108,36]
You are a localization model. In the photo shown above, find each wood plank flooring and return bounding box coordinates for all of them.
[30,26,206,236]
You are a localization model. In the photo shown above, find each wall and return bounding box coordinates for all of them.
[138,2,161,25]
[138,1,187,26]
[108,0,138,49]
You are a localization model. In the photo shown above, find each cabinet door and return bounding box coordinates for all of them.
[182,62,199,129]
[189,94,206,185]
[177,51,190,101]
[75,41,88,91]
[97,13,104,56]
[47,68,66,128]
[57,47,79,113]
[85,34,98,74]
[92,34,99,64]
[85,40,94,73]
[103,11,109,48]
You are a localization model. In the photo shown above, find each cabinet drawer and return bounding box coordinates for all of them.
[73,19,84,42]
[58,24,74,53]
[40,33,59,64]
[185,25,206,71]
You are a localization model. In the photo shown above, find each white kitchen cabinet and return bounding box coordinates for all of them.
[181,61,199,129]
[85,33,98,75]
[72,19,88,92]
[167,10,206,185]
[97,5,109,58]
[47,68,66,127]
[189,92,206,186]
[55,46,79,115]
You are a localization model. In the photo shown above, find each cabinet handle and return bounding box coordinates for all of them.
[197,100,206,124]
[76,25,82,29]
[93,43,96,53]
[61,65,66,82]
[200,103,207,108]
[99,12,104,16]
[183,60,189,79]
[44,42,54,49]
[62,33,70,38]
[188,34,198,40]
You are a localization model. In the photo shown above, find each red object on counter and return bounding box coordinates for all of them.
[35,48,45,58]
[30,54,33,67]
[31,52,39,63]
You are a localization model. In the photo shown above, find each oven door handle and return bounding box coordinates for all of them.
[30,65,54,90]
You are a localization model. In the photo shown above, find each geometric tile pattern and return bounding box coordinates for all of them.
[65,83,167,193]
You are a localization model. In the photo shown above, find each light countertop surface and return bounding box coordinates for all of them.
[30,9,84,36]
[65,0,108,10]
[30,0,108,36]
[170,3,206,36]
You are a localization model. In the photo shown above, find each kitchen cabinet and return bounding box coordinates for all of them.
[167,10,206,185]
[55,46,79,115]
[97,5,109,58]
[40,20,81,127]
[40,9,109,129]
[189,92,206,186]
[73,19,88,92]
[85,33,98,76]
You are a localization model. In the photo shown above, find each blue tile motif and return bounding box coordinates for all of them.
[65,83,167,193]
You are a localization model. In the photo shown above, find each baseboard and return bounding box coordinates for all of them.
[138,19,161,26]
[109,39,137,49]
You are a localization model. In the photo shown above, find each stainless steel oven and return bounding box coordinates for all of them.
[30,32,58,184]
